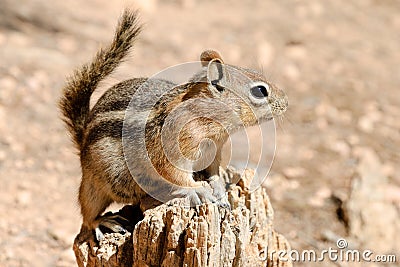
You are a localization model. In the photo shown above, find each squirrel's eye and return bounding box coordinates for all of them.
[250,85,269,98]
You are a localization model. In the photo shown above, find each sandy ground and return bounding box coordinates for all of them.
[0,0,399,266]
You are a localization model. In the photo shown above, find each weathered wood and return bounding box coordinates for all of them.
[73,168,292,267]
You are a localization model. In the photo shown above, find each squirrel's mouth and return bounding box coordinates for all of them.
[259,114,274,122]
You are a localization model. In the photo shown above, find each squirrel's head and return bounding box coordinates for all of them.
[185,50,288,129]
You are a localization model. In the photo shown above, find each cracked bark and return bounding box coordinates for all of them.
[73,168,292,267]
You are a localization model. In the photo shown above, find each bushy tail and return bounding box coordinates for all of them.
[59,10,141,149]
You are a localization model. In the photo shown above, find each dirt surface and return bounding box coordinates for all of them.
[0,0,399,266]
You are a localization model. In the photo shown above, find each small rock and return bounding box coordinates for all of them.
[308,186,332,207]
[316,117,328,129]
[299,148,314,160]
[16,190,31,207]
[283,167,306,178]
[330,140,350,157]
[309,2,324,16]
[382,163,394,177]
[0,149,6,161]
[57,36,78,53]
[348,134,360,145]
[358,102,382,133]
[0,77,17,92]
[358,115,374,132]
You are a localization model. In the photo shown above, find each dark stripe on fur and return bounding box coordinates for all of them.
[84,120,124,149]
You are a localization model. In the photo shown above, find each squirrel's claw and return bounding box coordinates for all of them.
[172,180,230,209]
[208,175,231,210]
[172,182,217,207]
[216,196,231,210]
[95,227,105,241]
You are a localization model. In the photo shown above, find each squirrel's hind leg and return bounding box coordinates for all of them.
[94,214,131,241]
[79,176,129,241]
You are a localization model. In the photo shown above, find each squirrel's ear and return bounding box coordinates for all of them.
[200,50,224,67]
[206,58,226,90]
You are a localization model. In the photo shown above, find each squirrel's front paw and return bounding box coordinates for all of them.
[208,175,230,209]
[171,182,215,207]
[172,181,229,208]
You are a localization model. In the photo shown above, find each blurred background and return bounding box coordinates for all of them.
[0,0,399,266]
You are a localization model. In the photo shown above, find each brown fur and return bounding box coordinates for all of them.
[59,9,288,236]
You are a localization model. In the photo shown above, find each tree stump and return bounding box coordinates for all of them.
[73,168,292,267]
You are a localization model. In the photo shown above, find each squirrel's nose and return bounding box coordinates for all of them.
[271,91,288,115]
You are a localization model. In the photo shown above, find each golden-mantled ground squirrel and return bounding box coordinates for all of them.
[59,10,288,240]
